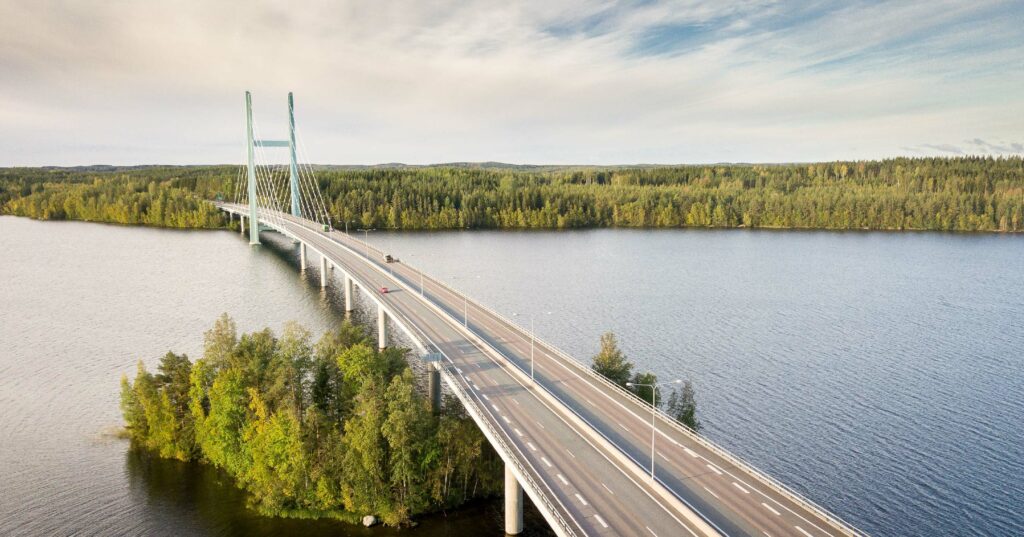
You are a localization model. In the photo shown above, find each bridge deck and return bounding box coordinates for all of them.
[220,204,862,537]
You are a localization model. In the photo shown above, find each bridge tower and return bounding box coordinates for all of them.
[245,91,259,245]
[244,91,304,246]
[288,92,301,219]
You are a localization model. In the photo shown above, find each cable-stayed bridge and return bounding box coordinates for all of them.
[218,92,865,537]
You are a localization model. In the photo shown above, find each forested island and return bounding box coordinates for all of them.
[120,315,502,526]
[3,157,1022,232]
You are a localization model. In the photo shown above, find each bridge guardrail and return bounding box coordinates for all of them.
[229,205,862,536]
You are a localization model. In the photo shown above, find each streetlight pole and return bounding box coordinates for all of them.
[512,311,551,382]
[625,379,682,480]
[356,228,375,260]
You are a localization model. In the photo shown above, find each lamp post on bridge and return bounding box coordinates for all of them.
[626,378,683,480]
[512,311,552,382]
[449,275,479,328]
[356,228,375,260]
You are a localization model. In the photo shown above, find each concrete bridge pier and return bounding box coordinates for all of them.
[299,243,306,269]
[320,256,328,287]
[505,465,523,535]
[344,276,355,312]
[239,215,245,235]
[428,366,441,414]
[377,307,389,349]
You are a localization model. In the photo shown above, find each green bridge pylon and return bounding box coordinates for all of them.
[244,90,304,246]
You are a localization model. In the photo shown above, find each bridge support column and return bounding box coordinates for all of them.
[504,464,523,535]
[299,243,306,269]
[240,215,245,235]
[428,367,441,414]
[320,256,328,287]
[344,276,354,312]
[377,306,389,350]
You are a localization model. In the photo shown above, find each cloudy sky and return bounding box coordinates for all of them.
[1,0,1021,165]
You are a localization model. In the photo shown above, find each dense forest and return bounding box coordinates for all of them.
[120,315,502,526]
[3,157,1023,231]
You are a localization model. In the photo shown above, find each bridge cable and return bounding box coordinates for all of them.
[294,127,333,227]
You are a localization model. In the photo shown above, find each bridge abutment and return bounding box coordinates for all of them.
[504,464,523,535]
[377,307,389,349]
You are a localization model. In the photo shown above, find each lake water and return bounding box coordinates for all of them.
[1,216,1022,536]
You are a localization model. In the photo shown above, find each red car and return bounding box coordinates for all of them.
[380,286,389,294]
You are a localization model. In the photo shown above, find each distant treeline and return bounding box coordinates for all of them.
[3,157,1022,231]
[0,167,225,228]
[120,315,501,526]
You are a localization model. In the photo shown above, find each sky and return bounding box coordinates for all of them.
[0,0,1022,166]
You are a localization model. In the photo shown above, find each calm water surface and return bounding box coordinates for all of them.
[1,216,1022,536]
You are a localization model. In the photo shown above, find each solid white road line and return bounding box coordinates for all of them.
[762,502,781,516]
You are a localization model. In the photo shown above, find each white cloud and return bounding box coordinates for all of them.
[0,0,1021,165]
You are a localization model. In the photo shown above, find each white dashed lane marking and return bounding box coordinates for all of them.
[594,514,609,529]
[527,442,537,451]
[703,486,719,499]
[795,526,814,537]
[574,493,588,506]
[557,474,569,485]
[761,503,781,516]
[601,482,614,495]
[733,482,749,494]
[541,456,553,468]
[706,463,723,475]
[514,428,523,437]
